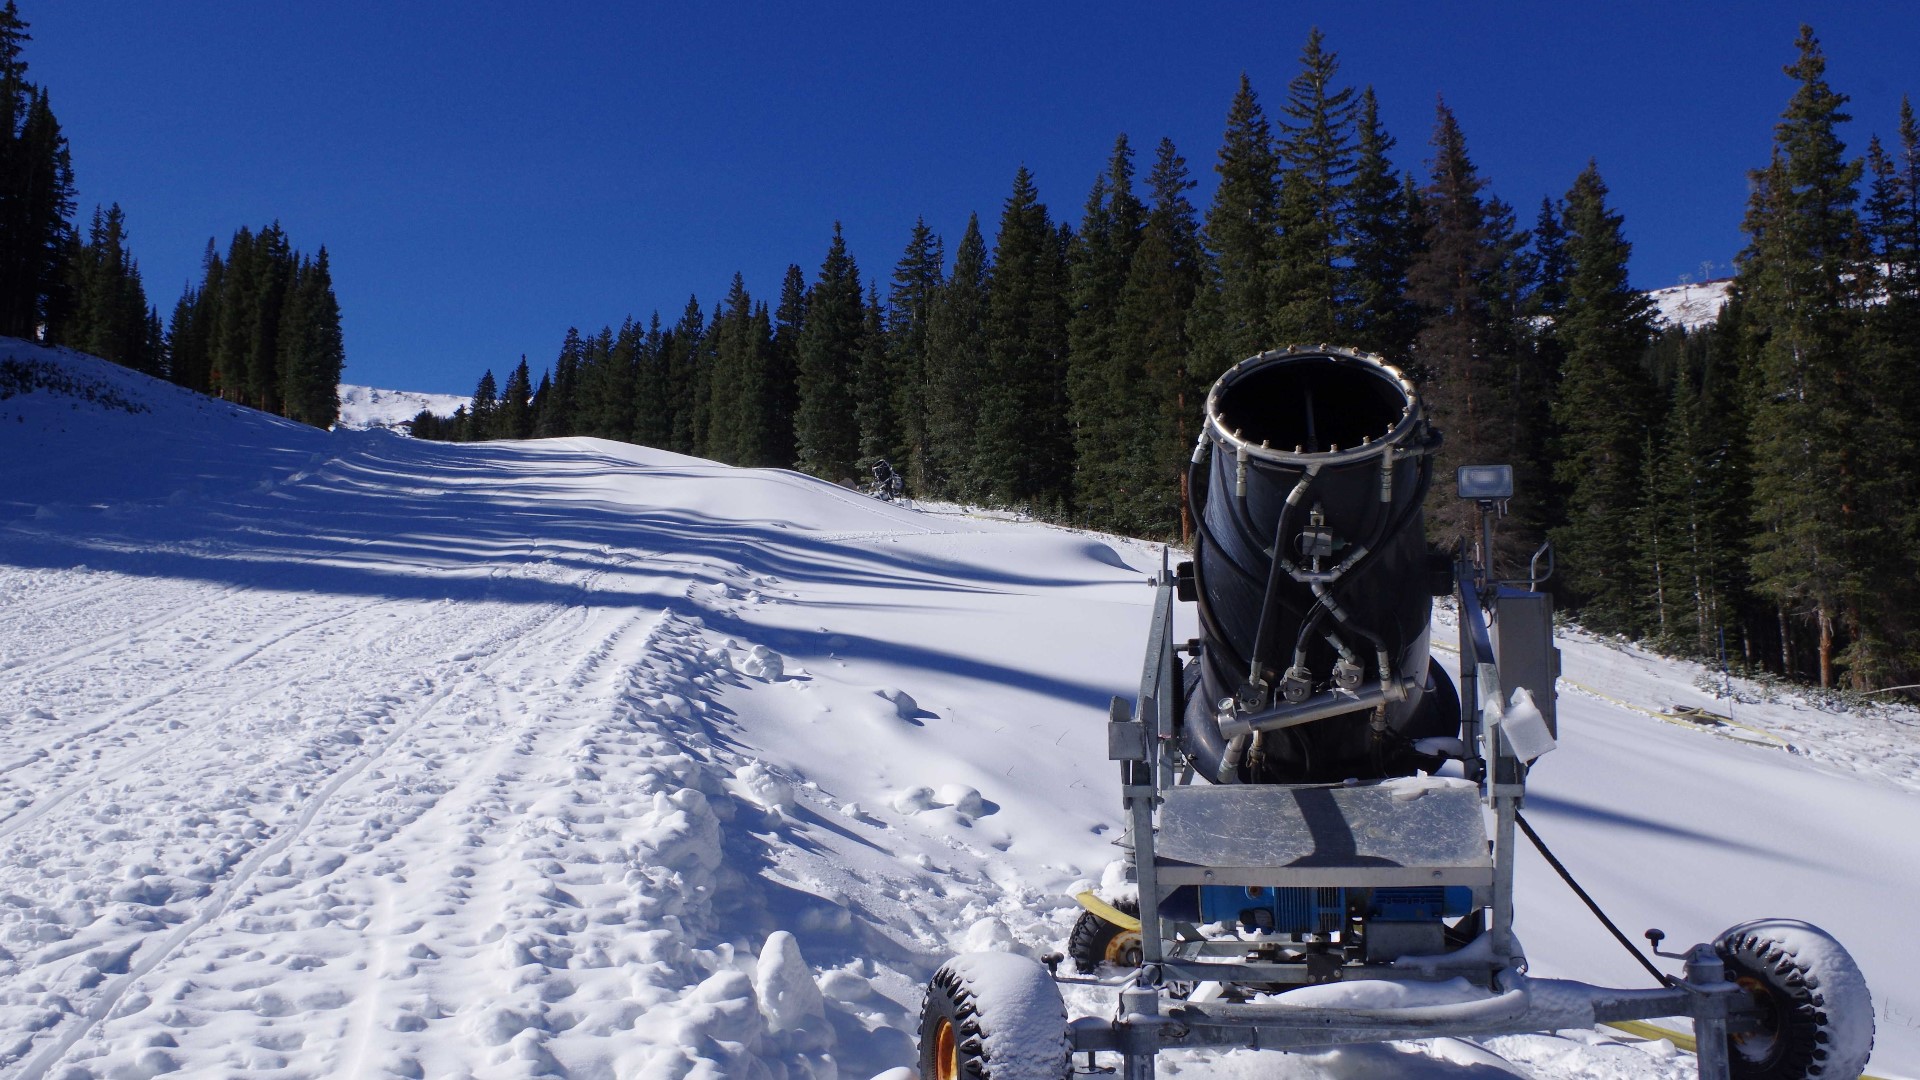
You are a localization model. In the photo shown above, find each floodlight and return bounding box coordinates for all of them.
[1456,464,1513,501]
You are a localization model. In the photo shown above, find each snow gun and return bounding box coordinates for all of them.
[916,345,1875,1080]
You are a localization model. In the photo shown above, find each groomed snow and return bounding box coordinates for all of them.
[3,338,1914,1079]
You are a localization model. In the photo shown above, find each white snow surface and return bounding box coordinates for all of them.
[334,383,468,432]
[3,338,1917,1079]
[1645,279,1732,332]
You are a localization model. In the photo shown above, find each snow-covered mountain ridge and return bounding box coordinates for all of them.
[3,338,1914,1079]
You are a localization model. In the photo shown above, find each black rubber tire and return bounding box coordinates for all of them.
[917,953,1070,1080]
[1716,920,1875,1080]
[1066,897,1141,973]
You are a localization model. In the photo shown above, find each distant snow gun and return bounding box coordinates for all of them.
[916,346,1876,1080]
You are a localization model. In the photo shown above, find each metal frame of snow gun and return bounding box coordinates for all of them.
[1067,553,1761,1080]
[916,350,1871,1080]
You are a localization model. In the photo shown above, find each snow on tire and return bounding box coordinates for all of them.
[918,952,1070,1080]
[1716,919,1875,1080]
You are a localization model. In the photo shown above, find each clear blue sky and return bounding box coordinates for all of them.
[28,2,1920,396]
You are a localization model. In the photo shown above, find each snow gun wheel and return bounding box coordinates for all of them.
[1715,920,1875,1080]
[917,953,1070,1080]
[1066,897,1141,973]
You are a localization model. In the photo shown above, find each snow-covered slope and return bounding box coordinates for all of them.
[335,382,467,431]
[1645,279,1733,332]
[3,339,1914,1079]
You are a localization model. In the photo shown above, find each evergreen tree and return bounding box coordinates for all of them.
[1406,101,1531,556]
[769,265,807,466]
[56,203,159,374]
[1549,163,1658,635]
[1189,75,1281,382]
[0,6,77,342]
[1271,29,1357,343]
[794,225,863,480]
[853,285,897,467]
[277,246,344,428]
[923,214,990,498]
[468,369,499,441]
[499,356,534,439]
[580,319,637,441]
[707,274,777,466]
[539,327,586,439]
[1113,137,1205,537]
[1735,26,1879,687]
[1342,88,1418,358]
[1642,323,1755,658]
[164,240,221,393]
[664,296,706,455]
[976,167,1071,506]
[630,312,671,448]
[888,222,943,490]
[1066,136,1145,519]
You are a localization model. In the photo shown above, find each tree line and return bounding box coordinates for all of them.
[422,28,1920,692]
[0,2,344,428]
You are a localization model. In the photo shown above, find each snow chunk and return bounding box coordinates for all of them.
[960,917,1019,954]
[934,783,984,817]
[890,786,936,814]
[738,644,784,679]
[734,761,796,814]
[1496,686,1556,763]
[754,930,826,1033]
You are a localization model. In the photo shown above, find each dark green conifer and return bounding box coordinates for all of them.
[1342,89,1418,358]
[977,167,1071,506]
[468,369,499,441]
[1549,163,1658,635]
[1736,26,1879,687]
[795,225,864,480]
[1270,29,1357,343]
[923,215,990,498]
[1189,75,1280,382]
[500,356,534,439]
[888,223,943,490]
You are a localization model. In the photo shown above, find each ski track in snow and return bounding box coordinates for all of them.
[3,341,1916,1080]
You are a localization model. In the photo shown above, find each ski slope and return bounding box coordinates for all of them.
[2,340,1914,1079]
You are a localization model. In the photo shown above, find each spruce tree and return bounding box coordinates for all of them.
[1270,29,1357,343]
[1549,163,1658,635]
[1736,26,1878,687]
[708,274,776,466]
[1066,136,1145,520]
[1189,75,1281,383]
[853,284,897,468]
[500,356,534,439]
[888,222,943,490]
[0,7,77,343]
[1406,102,1530,555]
[468,369,499,441]
[769,265,807,466]
[1114,137,1204,537]
[664,297,705,455]
[57,203,158,374]
[977,167,1071,506]
[630,312,671,448]
[1342,88,1418,358]
[794,225,863,480]
[923,214,990,498]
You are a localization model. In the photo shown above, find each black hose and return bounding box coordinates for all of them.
[1514,811,1675,988]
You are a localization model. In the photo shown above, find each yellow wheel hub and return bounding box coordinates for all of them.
[932,1016,958,1080]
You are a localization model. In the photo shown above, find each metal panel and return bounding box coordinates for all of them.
[1492,587,1560,736]
[1155,780,1492,874]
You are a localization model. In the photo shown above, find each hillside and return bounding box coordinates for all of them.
[2,339,1913,1079]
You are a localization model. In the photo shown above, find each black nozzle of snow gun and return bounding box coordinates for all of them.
[1644,928,1688,960]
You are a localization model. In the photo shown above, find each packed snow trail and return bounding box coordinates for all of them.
[2,341,1914,1078]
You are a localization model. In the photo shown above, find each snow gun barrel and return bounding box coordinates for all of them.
[1183,346,1448,784]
